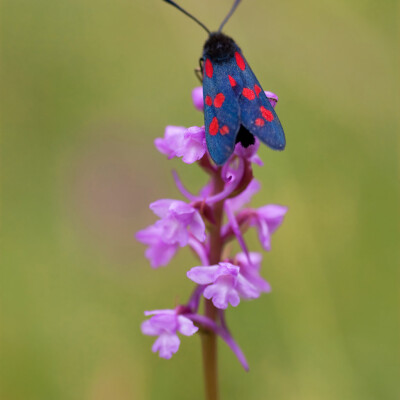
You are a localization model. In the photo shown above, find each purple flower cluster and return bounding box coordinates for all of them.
[137,87,287,368]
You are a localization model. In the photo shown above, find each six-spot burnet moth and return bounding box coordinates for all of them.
[163,0,286,165]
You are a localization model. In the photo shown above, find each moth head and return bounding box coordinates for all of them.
[203,32,238,62]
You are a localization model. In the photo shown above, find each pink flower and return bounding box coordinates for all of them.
[187,262,261,309]
[141,309,198,359]
[179,126,207,163]
[192,87,204,111]
[244,205,288,251]
[155,125,206,164]
[136,199,206,267]
[135,223,179,268]
[265,91,279,108]
[154,125,186,159]
[235,252,271,293]
[150,199,205,245]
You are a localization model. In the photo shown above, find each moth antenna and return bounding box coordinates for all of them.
[163,0,211,34]
[218,0,242,32]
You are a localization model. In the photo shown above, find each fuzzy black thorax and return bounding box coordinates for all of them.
[203,32,239,62]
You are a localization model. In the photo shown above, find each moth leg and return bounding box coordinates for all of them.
[199,57,204,73]
[194,67,203,83]
[194,57,204,83]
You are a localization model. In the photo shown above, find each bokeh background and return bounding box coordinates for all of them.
[1,0,398,399]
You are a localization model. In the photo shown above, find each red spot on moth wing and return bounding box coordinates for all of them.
[260,106,274,122]
[235,52,246,71]
[254,84,262,97]
[205,95,213,106]
[209,117,219,135]
[255,118,265,126]
[214,93,225,108]
[220,125,229,135]
[242,88,255,100]
[205,59,213,78]
[228,75,237,87]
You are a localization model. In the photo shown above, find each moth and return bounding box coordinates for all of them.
[163,0,286,165]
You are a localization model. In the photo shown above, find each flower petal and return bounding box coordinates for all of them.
[147,200,205,247]
[147,314,177,333]
[141,319,162,336]
[236,275,261,299]
[236,252,262,271]
[257,205,288,233]
[144,237,179,268]
[236,252,271,293]
[154,126,186,158]
[203,278,240,309]
[169,200,197,217]
[144,309,175,316]
[177,315,199,336]
[188,211,206,242]
[192,86,204,111]
[152,333,180,359]
[255,218,271,251]
[187,265,222,285]
[178,126,207,164]
[149,199,175,218]
[157,217,189,246]
[136,224,179,268]
[265,91,278,108]
[141,313,178,338]
[136,224,159,245]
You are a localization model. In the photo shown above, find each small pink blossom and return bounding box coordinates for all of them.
[187,262,261,309]
[236,252,271,293]
[242,205,288,251]
[150,199,206,245]
[192,87,204,111]
[136,199,206,267]
[265,91,279,108]
[155,125,206,164]
[154,125,186,159]
[135,223,179,268]
[178,126,206,163]
[141,309,198,359]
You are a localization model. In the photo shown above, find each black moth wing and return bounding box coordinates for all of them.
[203,59,241,165]
[234,51,286,151]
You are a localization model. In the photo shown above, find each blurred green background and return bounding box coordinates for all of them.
[1,0,398,399]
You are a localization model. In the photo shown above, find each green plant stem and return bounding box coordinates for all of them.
[201,171,225,400]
